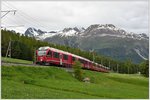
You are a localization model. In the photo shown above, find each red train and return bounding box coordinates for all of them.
[35,46,109,73]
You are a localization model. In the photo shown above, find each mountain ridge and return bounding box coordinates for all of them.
[24,24,149,40]
[24,24,149,63]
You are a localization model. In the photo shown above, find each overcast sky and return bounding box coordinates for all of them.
[1,1,149,34]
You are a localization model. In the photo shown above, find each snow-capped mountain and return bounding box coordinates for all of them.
[24,24,149,63]
[58,27,82,36]
[25,27,46,37]
[82,24,148,40]
[25,24,148,41]
[25,27,85,40]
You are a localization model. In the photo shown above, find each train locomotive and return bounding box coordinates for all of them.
[36,46,110,73]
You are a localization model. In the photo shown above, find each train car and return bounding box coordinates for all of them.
[36,46,109,73]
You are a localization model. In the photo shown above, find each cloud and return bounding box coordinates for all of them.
[1,1,149,34]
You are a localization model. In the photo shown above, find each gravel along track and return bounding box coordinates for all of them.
[1,62,73,72]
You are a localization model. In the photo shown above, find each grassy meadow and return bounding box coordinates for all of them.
[1,65,149,99]
[2,57,33,64]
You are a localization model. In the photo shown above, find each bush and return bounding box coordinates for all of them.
[139,60,149,77]
[73,61,83,81]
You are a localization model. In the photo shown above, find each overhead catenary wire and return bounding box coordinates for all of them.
[1,10,17,18]
[1,3,26,30]
[2,2,40,27]
[2,2,43,33]
[1,10,26,33]
[2,1,51,31]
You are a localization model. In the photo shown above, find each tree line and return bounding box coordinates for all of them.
[1,29,149,77]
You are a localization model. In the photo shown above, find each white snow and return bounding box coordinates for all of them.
[37,32,57,40]
[97,25,105,29]
[76,27,85,32]
[134,49,148,60]
[59,29,78,37]
[29,27,39,36]
[36,28,80,40]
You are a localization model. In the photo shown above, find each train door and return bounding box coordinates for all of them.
[60,54,62,65]
[87,62,89,69]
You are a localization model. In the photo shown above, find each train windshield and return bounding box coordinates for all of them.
[38,51,47,56]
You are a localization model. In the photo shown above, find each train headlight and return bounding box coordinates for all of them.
[40,58,43,61]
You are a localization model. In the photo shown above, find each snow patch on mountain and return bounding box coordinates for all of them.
[82,24,148,40]
[134,49,148,60]
[29,27,39,36]
[57,27,85,37]
[36,32,57,40]
[59,29,78,37]
[33,27,85,40]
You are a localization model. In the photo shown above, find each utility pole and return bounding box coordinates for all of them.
[1,10,17,19]
[6,38,11,58]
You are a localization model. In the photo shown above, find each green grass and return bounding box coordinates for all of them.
[1,57,33,64]
[2,65,149,99]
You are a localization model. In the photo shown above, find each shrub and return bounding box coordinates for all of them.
[73,61,83,81]
[139,60,149,77]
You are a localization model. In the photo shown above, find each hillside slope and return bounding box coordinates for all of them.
[2,65,148,99]
[24,24,148,64]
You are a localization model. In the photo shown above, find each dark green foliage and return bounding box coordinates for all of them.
[73,61,83,81]
[79,35,148,64]
[1,30,49,61]
[139,60,149,77]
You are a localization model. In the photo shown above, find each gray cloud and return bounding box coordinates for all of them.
[1,1,149,34]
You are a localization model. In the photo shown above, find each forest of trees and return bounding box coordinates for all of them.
[1,29,149,77]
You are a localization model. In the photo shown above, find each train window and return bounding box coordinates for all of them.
[54,52,59,58]
[79,59,84,64]
[72,57,76,61]
[63,54,68,60]
[38,51,47,56]
[84,61,87,64]
[47,51,52,56]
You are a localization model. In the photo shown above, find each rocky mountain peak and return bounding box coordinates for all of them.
[62,28,73,33]
[25,27,46,37]
[73,27,85,32]
[84,24,117,33]
[106,24,116,28]
[24,24,148,40]
[62,27,85,33]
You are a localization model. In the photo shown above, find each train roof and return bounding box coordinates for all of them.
[38,46,91,62]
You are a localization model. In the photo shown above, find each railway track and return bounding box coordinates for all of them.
[1,61,73,72]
